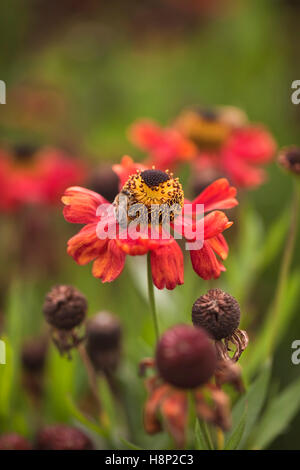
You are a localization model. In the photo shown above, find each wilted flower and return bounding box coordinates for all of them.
[140,325,233,448]
[62,156,237,289]
[192,289,248,362]
[36,425,93,450]
[43,285,87,356]
[0,433,32,450]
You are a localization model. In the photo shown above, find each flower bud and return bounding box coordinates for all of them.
[278,146,300,175]
[87,164,119,203]
[155,324,217,389]
[192,289,240,340]
[0,433,32,450]
[21,337,48,373]
[36,425,93,450]
[86,311,122,374]
[43,285,87,331]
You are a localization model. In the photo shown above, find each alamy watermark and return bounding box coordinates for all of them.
[0,340,6,365]
[291,80,300,105]
[0,80,6,104]
[96,198,205,250]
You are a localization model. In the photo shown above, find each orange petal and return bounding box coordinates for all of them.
[62,186,109,224]
[193,178,238,212]
[144,381,171,435]
[207,233,229,260]
[190,240,222,280]
[92,240,126,283]
[150,240,184,290]
[204,211,232,240]
[67,223,108,265]
[161,390,188,449]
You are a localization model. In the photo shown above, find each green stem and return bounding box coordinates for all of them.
[269,180,300,354]
[147,252,159,341]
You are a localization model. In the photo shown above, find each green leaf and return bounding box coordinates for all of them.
[65,396,108,438]
[225,407,247,450]
[119,436,143,450]
[251,376,300,449]
[242,270,300,379]
[226,360,271,449]
[195,419,212,450]
[255,210,289,272]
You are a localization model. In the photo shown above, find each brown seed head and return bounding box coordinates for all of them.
[21,337,48,373]
[278,146,300,175]
[43,285,87,331]
[192,289,240,340]
[155,324,217,389]
[36,425,93,450]
[86,311,122,374]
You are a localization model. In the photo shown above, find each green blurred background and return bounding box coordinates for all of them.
[0,0,300,449]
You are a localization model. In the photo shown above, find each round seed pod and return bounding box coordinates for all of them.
[0,433,32,450]
[36,425,93,450]
[192,288,240,340]
[43,285,87,331]
[86,311,122,374]
[87,164,119,203]
[155,324,217,389]
[278,146,300,175]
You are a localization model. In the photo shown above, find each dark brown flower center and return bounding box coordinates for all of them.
[141,169,170,188]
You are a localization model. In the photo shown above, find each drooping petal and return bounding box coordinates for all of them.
[160,390,188,449]
[150,239,184,290]
[192,178,238,212]
[92,240,126,283]
[67,223,108,265]
[207,233,229,260]
[62,186,109,224]
[203,211,233,240]
[190,240,223,280]
[144,380,171,435]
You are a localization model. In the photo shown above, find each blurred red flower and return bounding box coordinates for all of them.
[0,146,86,211]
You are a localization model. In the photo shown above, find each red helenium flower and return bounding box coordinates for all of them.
[0,146,85,211]
[62,157,237,289]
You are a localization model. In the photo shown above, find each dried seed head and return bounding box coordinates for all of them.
[192,289,240,340]
[278,146,300,175]
[43,285,87,331]
[36,425,93,450]
[86,311,122,374]
[155,324,217,389]
[21,337,48,373]
[0,433,32,450]
[87,164,119,203]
